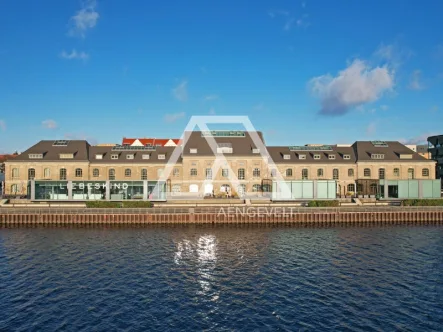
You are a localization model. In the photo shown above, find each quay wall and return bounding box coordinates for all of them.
[1,207,443,225]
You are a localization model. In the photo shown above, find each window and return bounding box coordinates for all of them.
[394,168,400,177]
[379,168,385,180]
[28,168,35,180]
[333,169,339,180]
[286,168,293,177]
[157,169,164,178]
[348,168,354,177]
[173,168,179,177]
[205,168,212,180]
[125,169,131,177]
[347,184,355,192]
[302,169,308,180]
[158,154,166,160]
[29,154,43,159]
[299,154,306,160]
[93,168,99,177]
[370,183,378,194]
[95,154,103,160]
[317,168,324,177]
[111,154,119,160]
[252,148,260,154]
[238,168,245,180]
[314,154,321,160]
[172,184,181,193]
[142,154,150,160]
[364,168,371,177]
[329,155,336,160]
[141,169,147,180]
[252,184,261,192]
[11,184,18,193]
[126,154,134,160]
[60,168,67,180]
[190,148,197,154]
[408,168,414,179]
[222,169,229,177]
[371,154,385,159]
[253,168,260,177]
[343,154,351,160]
[59,153,74,159]
[283,154,290,160]
[75,168,83,178]
[109,169,115,180]
[271,169,277,177]
[44,168,50,178]
[190,168,197,176]
[422,168,429,177]
[217,143,233,154]
[12,168,19,178]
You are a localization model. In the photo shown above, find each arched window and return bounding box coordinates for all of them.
[253,168,260,177]
[422,168,429,177]
[317,168,323,177]
[347,184,355,192]
[348,168,354,177]
[190,168,197,176]
[11,184,18,193]
[262,184,272,192]
[93,168,99,177]
[379,168,385,180]
[44,168,50,178]
[172,184,181,193]
[189,184,198,193]
[141,169,147,180]
[60,168,67,180]
[271,169,277,177]
[205,168,212,179]
[157,168,164,178]
[237,184,246,197]
[238,168,245,180]
[252,184,261,192]
[393,168,400,177]
[408,168,414,179]
[12,168,19,178]
[109,169,115,180]
[302,169,308,180]
[28,168,35,180]
[364,168,371,177]
[333,169,339,180]
[75,168,82,178]
[286,168,293,177]
[125,169,131,177]
[173,168,179,177]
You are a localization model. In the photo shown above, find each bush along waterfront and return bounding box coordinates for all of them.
[402,199,443,206]
[307,200,340,207]
[85,201,153,208]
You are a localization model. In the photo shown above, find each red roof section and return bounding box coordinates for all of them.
[0,154,18,162]
[122,138,181,146]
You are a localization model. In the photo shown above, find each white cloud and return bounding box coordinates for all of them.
[0,120,6,131]
[164,112,185,123]
[408,70,425,90]
[204,94,219,101]
[69,0,99,38]
[366,122,377,136]
[60,49,89,61]
[42,119,58,129]
[380,105,389,111]
[374,42,413,68]
[309,59,394,116]
[209,107,216,115]
[172,81,188,102]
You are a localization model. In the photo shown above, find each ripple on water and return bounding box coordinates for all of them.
[1,225,443,331]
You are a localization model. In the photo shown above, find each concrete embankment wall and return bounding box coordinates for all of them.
[1,207,443,225]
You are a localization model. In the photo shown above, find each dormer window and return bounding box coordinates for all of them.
[299,154,306,160]
[217,143,233,154]
[126,154,135,160]
[158,154,166,160]
[59,153,74,159]
[252,148,260,154]
[142,154,150,160]
[399,154,412,159]
[314,154,321,160]
[190,148,197,154]
[328,154,336,160]
[343,154,351,160]
[95,154,103,160]
[111,154,119,160]
[283,154,290,160]
[29,154,43,159]
[371,153,385,159]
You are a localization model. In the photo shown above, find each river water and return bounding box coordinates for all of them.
[1,225,442,331]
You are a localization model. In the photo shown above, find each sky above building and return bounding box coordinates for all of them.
[0,0,442,152]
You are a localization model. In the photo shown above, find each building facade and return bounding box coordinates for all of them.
[4,133,439,200]
[428,135,443,186]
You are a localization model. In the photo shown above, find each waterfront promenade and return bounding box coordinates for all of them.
[1,206,443,225]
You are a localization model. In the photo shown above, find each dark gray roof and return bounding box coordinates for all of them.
[352,141,429,161]
[89,146,180,164]
[11,140,90,162]
[267,145,356,163]
[182,131,265,156]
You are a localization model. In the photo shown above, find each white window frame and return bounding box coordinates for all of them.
[158,154,166,160]
[283,154,290,160]
[111,154,119,160]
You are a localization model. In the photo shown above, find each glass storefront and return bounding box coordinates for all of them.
[148,181,166,200]
[35,181,69,200]
[110,181,144,200]
[72,181,106,200]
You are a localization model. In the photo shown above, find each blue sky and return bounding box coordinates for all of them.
[1,0,442,152]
